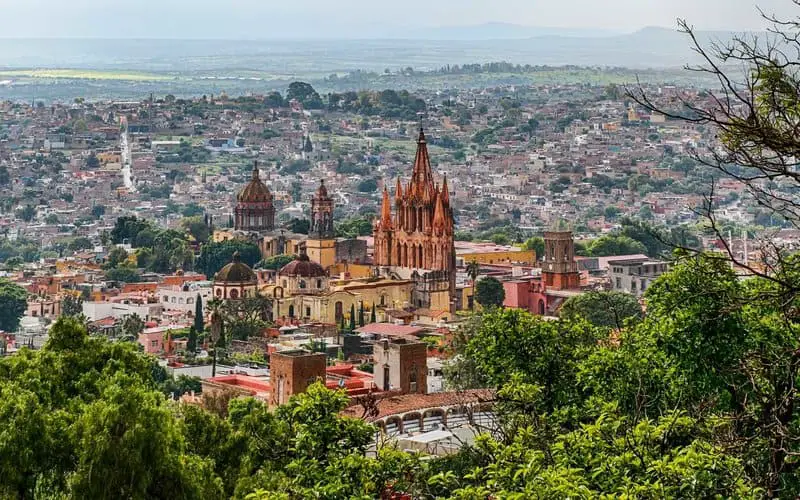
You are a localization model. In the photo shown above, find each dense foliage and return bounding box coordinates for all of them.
[445,253,800,497]
[474,277,505,308]
[196,240,262,279]
[0,279,28,332]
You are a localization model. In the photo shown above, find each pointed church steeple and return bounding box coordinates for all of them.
[411,128,434,191]
[441,173,450,206]
[395,177,403,204]
[432,186,446,234]
[380,186,393,228]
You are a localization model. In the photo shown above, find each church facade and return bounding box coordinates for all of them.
[373,129,457,318]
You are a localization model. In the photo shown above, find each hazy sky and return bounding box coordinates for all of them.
[0,0,795,38]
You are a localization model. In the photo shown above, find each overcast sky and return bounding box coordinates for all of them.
[0,0,795,38]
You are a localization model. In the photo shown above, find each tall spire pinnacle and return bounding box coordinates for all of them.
[412,127,434,190]
[395,177,403,203]
[380,186,392,227]
[441,173,450,205]
[432,186,446,234]
[252,160,260,180]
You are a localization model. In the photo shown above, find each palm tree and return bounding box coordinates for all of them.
[466,260,481,311]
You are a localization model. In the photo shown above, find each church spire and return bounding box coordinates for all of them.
[395,177,403,204]
[432,186,446,234]
[380,186,393,228]
[412,127,434,191]
[252,160,260,180]
[441,173,450,206]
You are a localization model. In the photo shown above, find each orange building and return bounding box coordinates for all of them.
[373,129,455,273]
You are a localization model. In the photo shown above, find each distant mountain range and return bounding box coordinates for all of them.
[406,22,622,40]
[0,26,760,72]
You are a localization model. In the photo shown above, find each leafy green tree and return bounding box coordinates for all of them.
[475,277,505,308]
[286,218,310,235]
[16,205,36,222]
[0,279,27,332]
[335,216,373,238]
[110,215,152,244]
[584,234,647,257]
[105,264,141,283]
[197,240,261,278]
[220,294,271,341]
[560,291,643,329]
[68,236,93,252]
[61,294,84,317]
[182,216,211,243]
[120,313,145,339]
[3,256,23,269]
[357,178,378,193]
[286,81,323,109]
[256,254,296,271]
[522,236,545,260]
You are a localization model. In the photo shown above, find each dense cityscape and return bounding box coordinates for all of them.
[3,1,800,498]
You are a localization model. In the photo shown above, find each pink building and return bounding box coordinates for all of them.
[504,278,548,316]
[138,331,165,354]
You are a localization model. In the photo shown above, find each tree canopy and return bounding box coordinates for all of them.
[474,277,505,308]
[196,240,261,279]
[560,291,643,329]
[0,279,27,332]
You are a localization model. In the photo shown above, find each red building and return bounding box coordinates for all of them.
[504,231,584,316]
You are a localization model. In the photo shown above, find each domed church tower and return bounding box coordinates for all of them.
[234,161,275,232]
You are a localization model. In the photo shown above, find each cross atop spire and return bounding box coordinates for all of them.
[411,127,434,192]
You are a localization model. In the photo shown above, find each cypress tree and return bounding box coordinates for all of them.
[194,294,204,334]
[370,306,377,324]
[358,302,365,327]
[187,326,197,354]
[349,304,356,331]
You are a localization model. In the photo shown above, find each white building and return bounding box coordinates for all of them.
[608,258,669,297]
[158,281,213,317]
[82,301,163,322]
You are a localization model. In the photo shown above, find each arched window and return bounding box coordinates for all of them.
[335,301,343,321]
[215,288,222,297]
[538,299,546,316]
[316,279,322,289]
[230,289,239,299]
[409,366,418,393]
[187,298,194,305]
[288,305,295,318]
[299,280,307,289]
[380,295,386,306]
